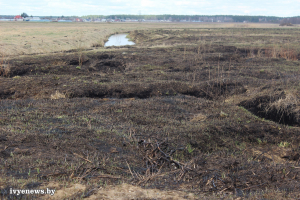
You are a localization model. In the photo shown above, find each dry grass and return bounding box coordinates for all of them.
[244,43,299,61]
[50,91,66,100]
[0,22,126,56]
[40,182,198,200]
[268,92,299,114]
[40,182,300,200]
[0,52,10,76]
[190,113,207,122]
[1,22,299,57]
[264,46,298,60]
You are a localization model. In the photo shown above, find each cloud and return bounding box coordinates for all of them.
[1,0,299,17]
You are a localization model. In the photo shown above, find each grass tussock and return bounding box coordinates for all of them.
[91,41,104,47]
[50,90,66,100]
[269,93,298,112]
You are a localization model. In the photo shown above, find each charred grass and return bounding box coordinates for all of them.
[1,28,300,199]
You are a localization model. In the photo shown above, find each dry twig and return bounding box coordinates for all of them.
[73,152,92,163]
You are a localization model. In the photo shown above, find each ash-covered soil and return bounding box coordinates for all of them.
[1,29,300,199]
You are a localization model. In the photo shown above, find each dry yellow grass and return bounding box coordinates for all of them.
[41,182,300,199]
[50,91,66,100]
[1,22,298,57]
[42,183,197,200]
[267,92,299,115]
[190,113,207,122]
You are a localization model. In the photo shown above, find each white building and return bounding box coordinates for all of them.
[24,17,41,21]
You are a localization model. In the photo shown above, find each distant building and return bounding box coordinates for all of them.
[24,17,41,21]
[14,15,23,21]
[75,18,83,22]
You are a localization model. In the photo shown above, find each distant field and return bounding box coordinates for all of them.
[0,22,299,57]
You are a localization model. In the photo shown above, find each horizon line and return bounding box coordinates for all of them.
[1,14,300,18]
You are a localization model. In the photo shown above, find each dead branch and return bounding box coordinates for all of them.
[73,152,92,163]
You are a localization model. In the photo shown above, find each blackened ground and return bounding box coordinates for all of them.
[1,29,300,199]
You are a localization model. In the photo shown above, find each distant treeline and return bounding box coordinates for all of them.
[0,15,78,19]
[280,17,300,24]
[2,14,300,24]
[81,14,287,23]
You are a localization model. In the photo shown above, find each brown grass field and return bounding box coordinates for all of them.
[1,22,299,57]
[1,21,300,199]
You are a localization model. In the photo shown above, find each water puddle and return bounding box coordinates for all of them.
[104,34,135,47]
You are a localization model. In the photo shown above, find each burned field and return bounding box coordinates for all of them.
[1,27,300,199]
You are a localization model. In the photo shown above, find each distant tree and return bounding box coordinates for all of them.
[21,13,29,18]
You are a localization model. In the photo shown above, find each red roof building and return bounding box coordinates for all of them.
[14,15,23,20]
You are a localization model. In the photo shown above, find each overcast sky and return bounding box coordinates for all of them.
[0,0,299,17]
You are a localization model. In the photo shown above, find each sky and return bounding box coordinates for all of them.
[0,0,299,17]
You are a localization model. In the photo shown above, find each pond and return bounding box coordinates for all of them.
[104,34,135,47]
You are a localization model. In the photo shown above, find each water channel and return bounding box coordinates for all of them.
[104,33,135,47]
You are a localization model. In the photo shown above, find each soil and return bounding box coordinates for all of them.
[1,28,300,199]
